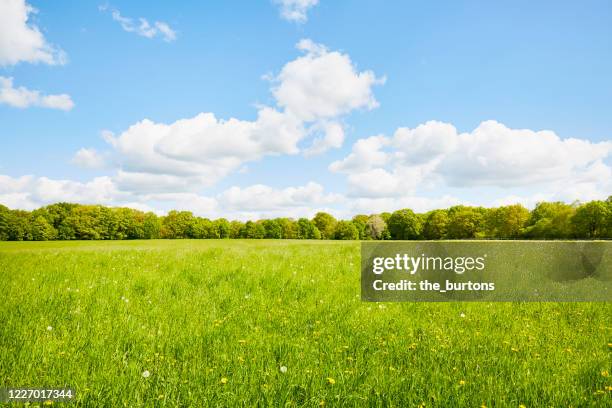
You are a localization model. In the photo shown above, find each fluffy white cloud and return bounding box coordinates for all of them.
[0,76,74,110]
[272,39,385,122]
[102,109,304,191]
[0,0,66,66]
[100,5,177,42]
[0,175,123,210]
[273,0,319,23]
[71,148,106,169]
[332,120,612,202]
[304,121,345,156]
[88,40,381,194]
[329,134,389,173]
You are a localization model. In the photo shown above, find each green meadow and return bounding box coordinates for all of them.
[0,240,610,407]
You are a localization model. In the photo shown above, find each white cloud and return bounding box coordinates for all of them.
[100,5,177,42]
[304,121,345,156]
[332,120,612,202]
[273,0,319,23]
[329,134,389,173]
[0,175,123,210]
[71,148,106,169]
[102,110,304,192]
[0,76,74,110]
[272,39,385,122]
[87,40,381,194]
[0,0,66,66]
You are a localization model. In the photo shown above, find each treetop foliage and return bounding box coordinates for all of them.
[0,198,610,241]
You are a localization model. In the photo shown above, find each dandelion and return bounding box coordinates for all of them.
[280,365,287,373]
[142,370,150,378]
[47,326,53,331]
[326,377,335,385]
[601,370,609,377]
[460,312,466,318]
[519,405,527,408]
[220,377,228,384]
[459,380,466,385]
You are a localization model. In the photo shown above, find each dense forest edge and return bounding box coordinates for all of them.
[0,197,610,241]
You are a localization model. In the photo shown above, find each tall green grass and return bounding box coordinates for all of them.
[0,240,610,406]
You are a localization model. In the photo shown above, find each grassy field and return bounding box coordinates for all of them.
[0,240,610,407]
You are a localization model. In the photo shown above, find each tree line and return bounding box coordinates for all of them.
[0,198,610,241]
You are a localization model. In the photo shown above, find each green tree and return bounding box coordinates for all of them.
[446,206,486,239]
[422,210,449,240]
[68,205,103,240]
[214,218,230,238]
[334,220,359,240]
[189,217,214,238]
[7,210,33,241]
[486,204,529,239]
[31,215,56,240]
[162,210,195,239]
[571,201,610,238]
[312,212,337,239]
[262,219,282,239]
[297,218,321,239]
[277,218,297,239]
[143,212,161,239]
[351,214,369,239]
[45,203,79,240]
[387,209,422,240]
[243,221,265,239]
[523,202,575,239]
[0,204,10,240]
[229,221,245,238]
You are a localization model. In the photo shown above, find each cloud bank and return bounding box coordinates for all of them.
[331,120,612,203]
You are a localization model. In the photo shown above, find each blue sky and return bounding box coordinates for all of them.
[0,0,611,219]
